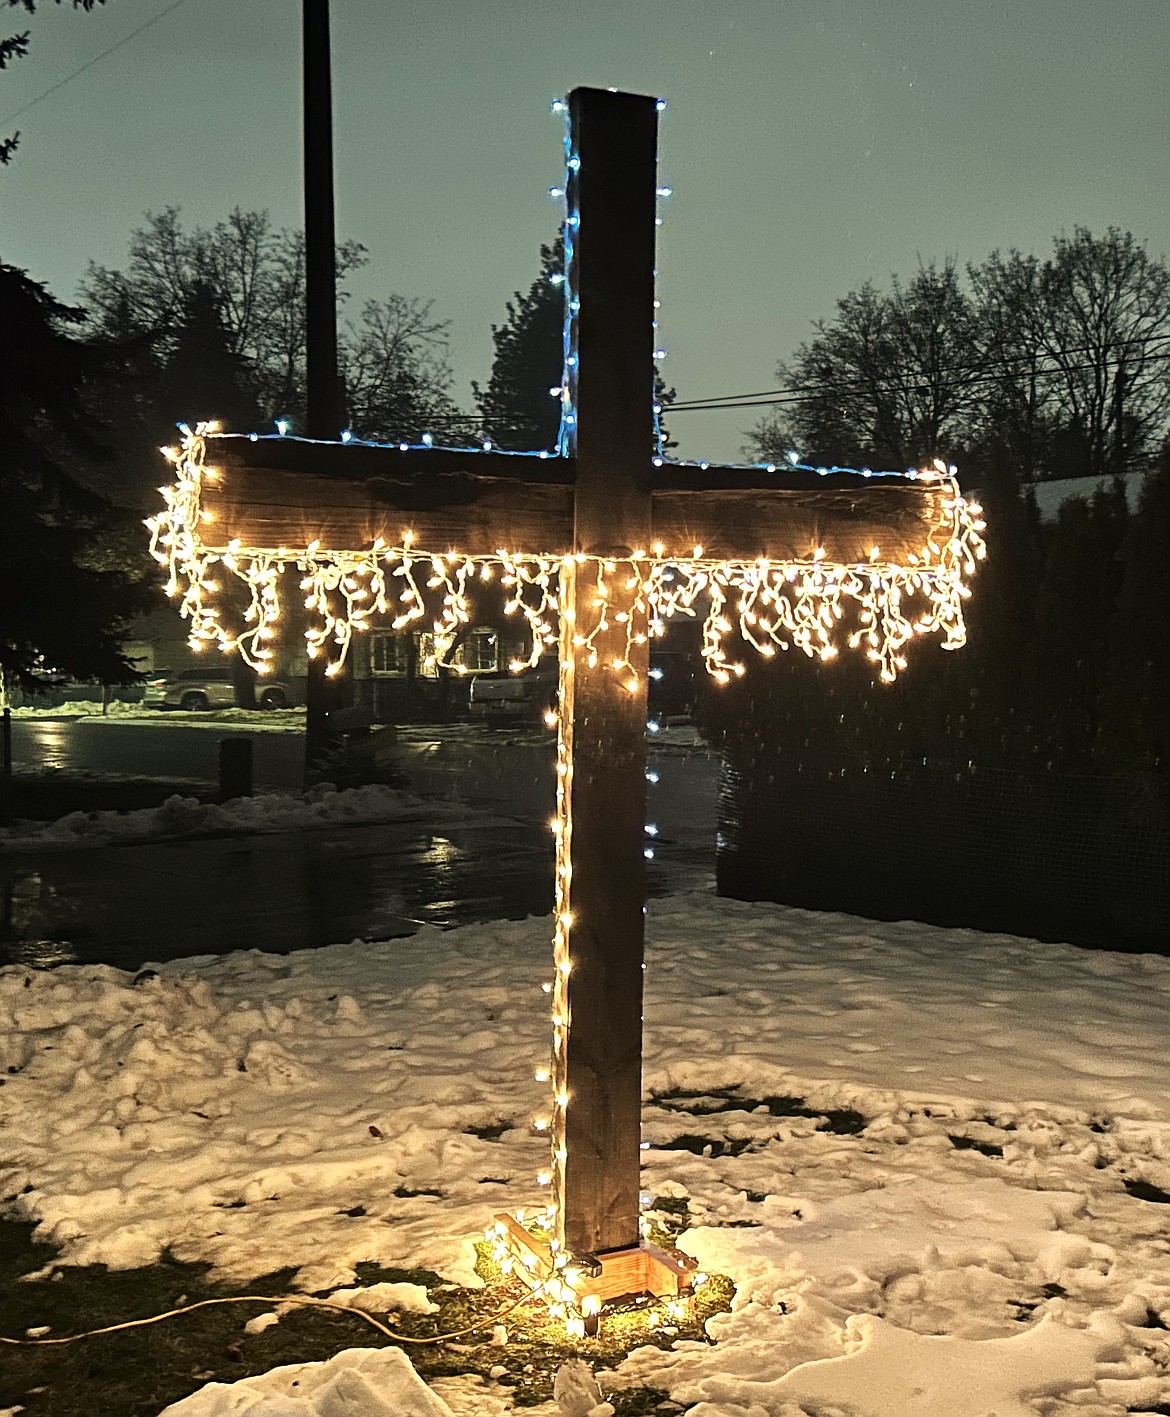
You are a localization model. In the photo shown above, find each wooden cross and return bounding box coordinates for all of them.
[151,87,982,1313]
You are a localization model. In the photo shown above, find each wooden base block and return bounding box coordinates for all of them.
[493,1213,697,1307]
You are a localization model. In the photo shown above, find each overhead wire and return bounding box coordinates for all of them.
[669,330,1170,409]
[1,0,193,128]
[668,335,1170,413]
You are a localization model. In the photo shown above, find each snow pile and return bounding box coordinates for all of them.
[11,702,306,731]
[552,1360,613,1416]
[10,699,152,721]
[5,893,1170,1414]
[322,1280,438,1316]
[159,1345,455,1416]
[0,782,465,852]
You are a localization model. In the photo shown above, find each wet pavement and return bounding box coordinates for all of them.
[2,718,719,971]
[0,816,555,971]
[12,716,305,787]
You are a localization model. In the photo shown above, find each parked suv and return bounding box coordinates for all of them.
[144,666,295,712]
[468,662,558,725]
[468,650,696,725]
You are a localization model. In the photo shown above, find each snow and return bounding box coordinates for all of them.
[10,703,307,731]
[322,1281,438,1317]
[5,892,1170,1415]
[0,783,468,852]
[553,1360,614,1416]
[158,1345,456,1416]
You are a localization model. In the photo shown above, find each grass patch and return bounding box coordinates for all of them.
[657,1134,753,1159]
[1123,1177,1170,1204]
[1008,1282,1067,1321]
[0,1216,732,1415]
[463,1120,512,1142]
[642,1196,691,1243]
[609,1389,677,1415]
[948,1134,1005,1158]
[643,1194,758,1235]
[650,1086,867,1137]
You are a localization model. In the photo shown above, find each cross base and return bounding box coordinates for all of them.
[492,1213,696,1333]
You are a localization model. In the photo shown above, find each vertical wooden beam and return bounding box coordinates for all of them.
[556,87,658,1258]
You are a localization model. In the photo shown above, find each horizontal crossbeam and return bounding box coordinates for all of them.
[203,443,955,565]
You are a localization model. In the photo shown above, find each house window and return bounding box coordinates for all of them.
[460,627,501,672]
[417,626,501,678]
[370,632,409,677]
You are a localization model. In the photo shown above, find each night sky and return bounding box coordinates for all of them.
[2,0,1167,463]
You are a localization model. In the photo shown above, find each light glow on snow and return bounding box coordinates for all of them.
[6,895,1170,1413]
[145,421,985,1309]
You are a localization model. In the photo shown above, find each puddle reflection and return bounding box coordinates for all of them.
[20,722,73,772]
[0,818,553,971]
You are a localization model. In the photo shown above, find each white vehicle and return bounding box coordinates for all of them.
[468,663,558,724]
[144,666,295,712]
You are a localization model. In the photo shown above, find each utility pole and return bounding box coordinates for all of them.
[302,0,345,780]
[303,0,342,440]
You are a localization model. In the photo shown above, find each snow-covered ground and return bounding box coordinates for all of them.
[9,702,307,732]
[0,782,470,853]
[4,893,1170,1415]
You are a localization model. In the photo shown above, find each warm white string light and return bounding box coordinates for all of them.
[145,87,990,1338]
[148,426,986,688]
[149,423,985,1334]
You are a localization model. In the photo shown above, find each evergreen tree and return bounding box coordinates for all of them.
[1100,446,1170,772]
[476,235,674,454]
[476,239,566,452]
[2,1,104,165]
[1024,487,1126,770]
[0,263,146,693]
[953,444,1045,768]
[154,279,262,437]
[81,208,461,443]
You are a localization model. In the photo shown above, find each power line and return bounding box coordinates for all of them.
[669,332,1170,410]
[1,0,192,127]
[669,342,1170,415]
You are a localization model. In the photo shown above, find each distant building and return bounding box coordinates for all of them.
[1023,470,1147,523]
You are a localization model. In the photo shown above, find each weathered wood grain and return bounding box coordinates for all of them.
[202,454,947,565]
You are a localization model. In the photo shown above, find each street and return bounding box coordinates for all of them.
[3,717,720,971]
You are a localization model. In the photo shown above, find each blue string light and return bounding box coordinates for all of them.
[213,430,572,461]
[215,431,929,486]
[557,96,578,458]
[212,98,930,486]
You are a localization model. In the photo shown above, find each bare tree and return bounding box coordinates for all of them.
[80,208,466,444]
[968,232,1170,480]
[751,261,979,470]
[81,208,371,427]
[967,250,1060,482]
[1038,228,1170,477]
[341,295,460,443]
[754,234,1170,480]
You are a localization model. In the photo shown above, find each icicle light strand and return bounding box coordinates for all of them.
[148,419,985,1335]
[148,425,986,686]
